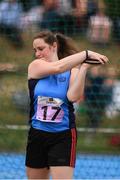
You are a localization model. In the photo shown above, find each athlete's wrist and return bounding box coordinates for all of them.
[85,50,89,60]
[80,63,90,70]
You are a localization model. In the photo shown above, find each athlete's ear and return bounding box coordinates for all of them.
[53,42,57,51]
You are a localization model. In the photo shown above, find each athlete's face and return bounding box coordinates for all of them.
[33,38,56,62]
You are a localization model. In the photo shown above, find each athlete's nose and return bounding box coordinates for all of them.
[36,51,43,58]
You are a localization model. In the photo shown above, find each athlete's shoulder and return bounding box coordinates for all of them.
[28,58,53,79]
[28,58,47,68]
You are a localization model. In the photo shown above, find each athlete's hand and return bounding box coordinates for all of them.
[84,50,109,65]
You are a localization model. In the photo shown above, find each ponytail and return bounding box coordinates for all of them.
[55,33,79,59]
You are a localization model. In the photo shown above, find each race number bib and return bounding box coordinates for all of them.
[36,96,64,123]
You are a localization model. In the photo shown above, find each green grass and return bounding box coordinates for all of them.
[77,132,120,154]
[0,129,27,152]
[0,73,28,125]
[76,112,120,129]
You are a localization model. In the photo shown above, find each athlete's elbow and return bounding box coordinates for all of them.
[67,93,80,103]
[67,91,84,102]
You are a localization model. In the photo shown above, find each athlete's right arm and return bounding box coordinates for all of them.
[28,50,108,79]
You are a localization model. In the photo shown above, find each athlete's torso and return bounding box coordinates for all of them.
[28,71,75,132]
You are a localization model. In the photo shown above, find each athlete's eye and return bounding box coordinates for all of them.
[38,47,45,51]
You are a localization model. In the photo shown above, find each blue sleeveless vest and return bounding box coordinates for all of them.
[28,71,76,132]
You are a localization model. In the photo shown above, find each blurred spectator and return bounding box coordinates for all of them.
[104,0,120,45]
[72,0,88,34]
[34,0,73,34]
[20,5,44,32]
[21,0,60,33]
[105,67,120,119]
[39,0,74,35]
[57,0,73,16]
[39,0,61,32]
[71,0,98,35]
[20,0,42,12]
[0,0,24,49]
[84,67,106,128]
[87,2,112,47]
[87,0,98,19]
[56,0,75,35]
[84,66,116,128]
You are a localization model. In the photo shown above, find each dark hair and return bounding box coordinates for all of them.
[33,30,79,59]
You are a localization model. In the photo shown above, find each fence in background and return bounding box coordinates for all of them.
[0,0,120,179]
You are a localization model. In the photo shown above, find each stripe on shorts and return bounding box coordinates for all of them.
[70,128,76,167]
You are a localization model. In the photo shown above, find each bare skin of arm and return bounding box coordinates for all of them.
[67,63,92,102]
[28,50,108,79]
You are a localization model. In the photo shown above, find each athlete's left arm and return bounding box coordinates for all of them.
[67,63,91,102]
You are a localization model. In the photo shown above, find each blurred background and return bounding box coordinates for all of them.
[0,0,120,179]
